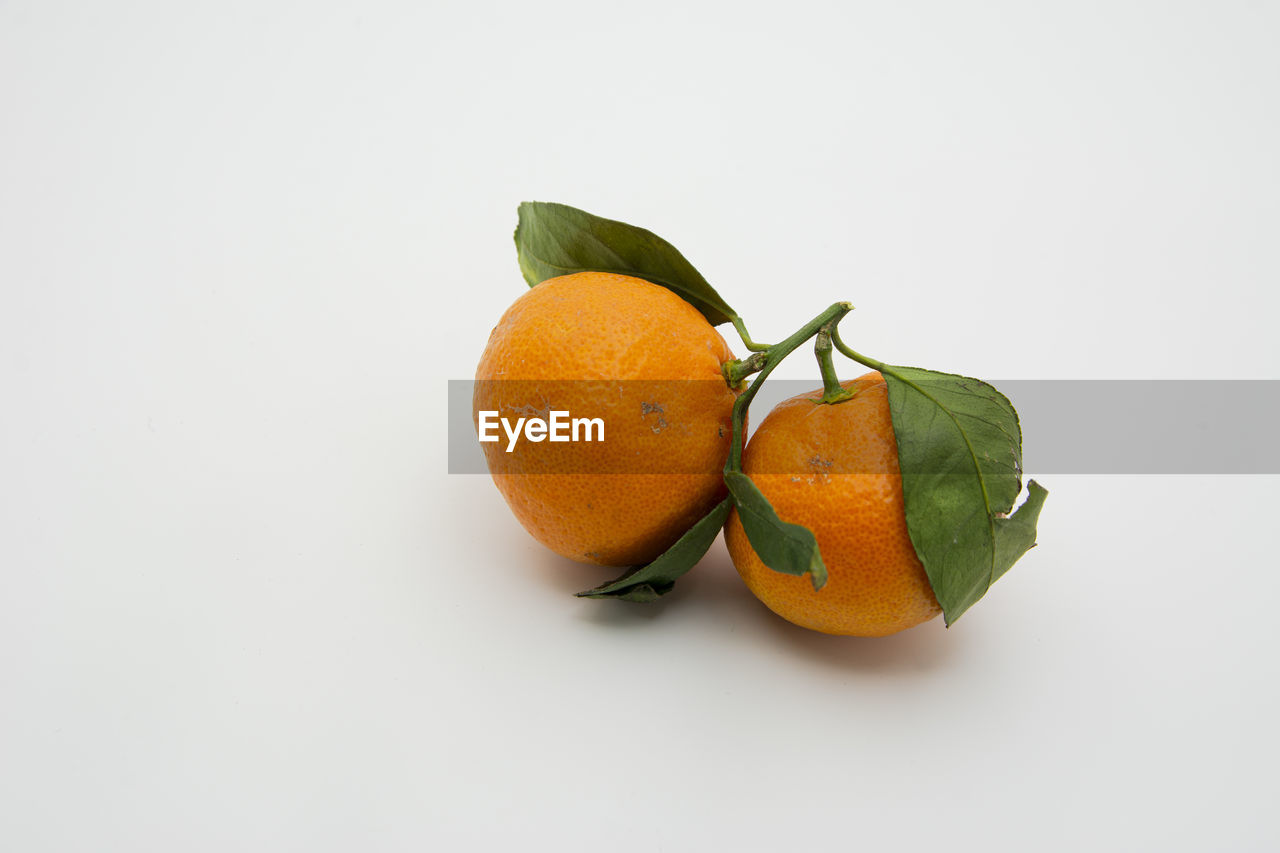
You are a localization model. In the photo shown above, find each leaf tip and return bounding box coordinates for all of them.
[808,557,828,590]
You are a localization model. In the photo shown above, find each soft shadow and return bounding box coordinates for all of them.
[571,570,683,629]
[693,537,966,671]
[515,542,679,627]
[681,539,966,673]
[512,521,969,670]
[458,479,683,627]
[746,599,964,674]
[570,538,748,628]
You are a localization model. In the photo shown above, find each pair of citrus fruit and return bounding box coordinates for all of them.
[474,272,941,637]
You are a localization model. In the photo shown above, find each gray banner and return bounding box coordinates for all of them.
[449,379,1280,474]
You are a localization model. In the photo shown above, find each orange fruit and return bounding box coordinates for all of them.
[724,371,942,636]
[474,272,740,567]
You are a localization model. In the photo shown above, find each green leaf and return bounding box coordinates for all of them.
[577,498,731,601]
[993,480,1048,583]
[724,471,827,590]
[514,201,738,326]
[879,366,1047,625]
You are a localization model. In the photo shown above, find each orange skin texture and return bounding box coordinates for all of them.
[724,372,942,636]
[474,272,740,567]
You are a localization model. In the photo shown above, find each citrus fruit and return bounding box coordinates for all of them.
[723,371,942,636]
[474,271,740,567]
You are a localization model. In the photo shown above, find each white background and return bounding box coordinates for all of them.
[3,2,1278,850]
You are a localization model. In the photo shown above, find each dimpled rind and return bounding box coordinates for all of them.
[474,272,740,567]
[724,373,943,636]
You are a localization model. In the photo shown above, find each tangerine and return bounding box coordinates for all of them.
[724,371,942,636]
[474,272,740,566]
